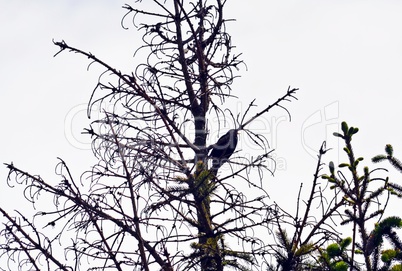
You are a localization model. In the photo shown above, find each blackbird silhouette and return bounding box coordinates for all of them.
[209,129,238,175]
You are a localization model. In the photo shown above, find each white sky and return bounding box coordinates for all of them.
[1,0,402,241]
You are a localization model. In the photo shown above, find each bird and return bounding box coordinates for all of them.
[209,129,238,175]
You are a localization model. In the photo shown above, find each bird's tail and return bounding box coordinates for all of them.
[210,159,220,177]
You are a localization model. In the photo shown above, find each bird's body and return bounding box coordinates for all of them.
[209,129,238,174]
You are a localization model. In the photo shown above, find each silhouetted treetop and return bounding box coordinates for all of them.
[2,1,299,271]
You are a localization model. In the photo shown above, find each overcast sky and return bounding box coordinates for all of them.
[1,1,402,219]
